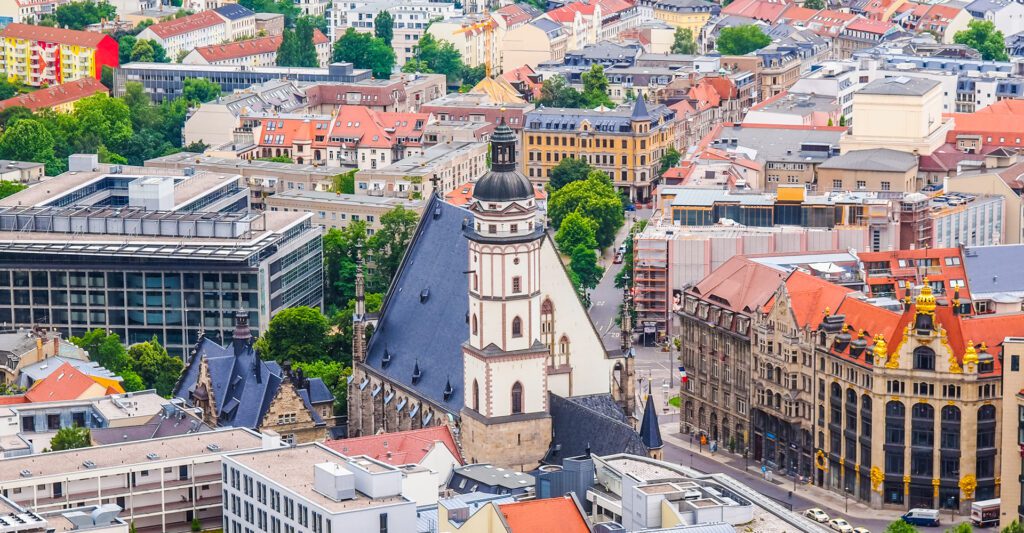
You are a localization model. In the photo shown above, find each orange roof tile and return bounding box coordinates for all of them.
[547,2,596,22]
[378,111,430,145]
[327,106,392,149]
[597,0,633,15]
[0,396,28,405]
[447,181,546,206]
[24,362,124,403]
[723,0,791,21]
[845,18,897,33]
[690,256,786,314]
[195,29,328,62]
[498,496,590,533]
[782,270,854,329]
[780,5,820,22]
[146,11,225,39]
[0,23,108,47]
[0,78,107,112]
[324,426,464,465]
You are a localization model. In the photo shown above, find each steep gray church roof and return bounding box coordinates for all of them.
[545,394,648,465]
[363,194,471,412]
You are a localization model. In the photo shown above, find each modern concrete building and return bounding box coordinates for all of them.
[0,428,267,532]
[113,62,371,102]
[221,443,417,533]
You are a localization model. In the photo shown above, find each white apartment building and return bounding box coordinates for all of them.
[0,428,267,533]
[221,443,417,533]
[330,0,460,65]
[135,5,256,58]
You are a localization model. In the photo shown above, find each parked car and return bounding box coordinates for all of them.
[613,253,623,264]
[829,518,853,532]
[804,508,830,523]
[852,528,871,533]
[901,509,940,527]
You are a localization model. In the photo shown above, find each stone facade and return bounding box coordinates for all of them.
[459,410,552,470]
[347,366,450,437]
[259,373,328,444]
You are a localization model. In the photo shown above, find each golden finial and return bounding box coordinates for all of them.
[963,340,979,368]
[915,278,937,315]
[824,306,831,315]
[873,334,889,366]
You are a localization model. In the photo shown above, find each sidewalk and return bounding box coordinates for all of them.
[659,423,909,523]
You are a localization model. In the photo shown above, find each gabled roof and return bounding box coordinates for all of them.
[597,0,633,15]
[498,496,590,533]
[213,3,254,20]
[845,18,897,34]
[24,362,124,403]
[0,23,109,47]
[547,2,596,22]
[194,29,328,62]
[324,425,465,466]
[145,11,225,39]
[780,270,853,328]
[470,77,527,104]
[0,78,107,112]
[495,3,542,26]
[689,255,786,314]
[545,393,647,465]
[722,0,791,22]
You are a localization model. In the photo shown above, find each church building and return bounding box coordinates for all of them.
[348,117,641,471]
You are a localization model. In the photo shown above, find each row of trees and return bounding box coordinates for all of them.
[0,80,216,174]
[548,159,625,298]
[277,15,321,67]
[70,330,184,396]
[885,519,1024,532]
[537,64,615,109]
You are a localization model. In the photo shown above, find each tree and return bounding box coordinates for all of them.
[127,337,183,396]
[555,210,598,253]
[581,64,614,108]
[293,360,352,414]
[670,28,697,54]
[238,0,299,26]
[413,33,465,86]
[717,25,772,55]
[367,206,419,290]
[401,58,431,74]
[258,156,294,163]
[182,78,222,103]
[839,115,846,127]
[803,0,825,9]
[954,20,1009,61]
[0,181,26,199]
[0,106,32,129]
[1003,520,1024,533]
[277,16,320,67]
[549,157,593,191]
[190,517,201,532]
[884,520,919,533]
[0,119,57,172]
[330,292,382,357]
[569,244,603,291]
[659,147,681,175]
[548,172,624,249]
[255,306,330,363]
[48,426,91,451]
[322,220,367,309]
[118,35,137,64]
[333,28,395,79]
[461,64,487,88]
[332,169,356,194]
[130,39,156,62]
[375,10,393,43]
[0,382,23,395]
[54,1,116,30]
[0,80,17,101]
[538,75,585,108]
[947,524,972,533]
[72,94,133,153]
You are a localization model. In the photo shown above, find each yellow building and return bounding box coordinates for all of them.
[0,24,119,88]
[637,0,720,36]
[522,96,683,202]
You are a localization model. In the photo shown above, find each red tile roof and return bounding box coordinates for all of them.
[378,111,429,145]
[495,4,536,26]
[779,5,819,22]
[502,64,542,100]
[690,256,786,314]
[24,362,124,403]
[0,78,107,112]
[195,29,327,62]
[498,496,590,533]
[324,425,464,466]
[947,100,1024,147]
[0,23,108,47]
[145,10,225,39]
[722,0,791,22]
[597,0,633,15]
[447,181,546,206]
[845,17,897,34]
[547,2,596,22]
[781,270,854,328]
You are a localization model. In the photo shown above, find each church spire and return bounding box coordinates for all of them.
[639,381,663,460]
[352,244,367,364]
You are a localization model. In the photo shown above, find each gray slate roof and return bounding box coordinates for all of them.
[964,244,1024,297]
[710,125,842,164]
[213,3,254,19]
[545,393,648,465]
[859,76,939,96]
[817,148,918,172]
[363,194,470,412]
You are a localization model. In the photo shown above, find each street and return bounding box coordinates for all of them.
[584,211,968,533]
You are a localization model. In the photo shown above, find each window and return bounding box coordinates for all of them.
[913,347,935,371]
[511,382,523,414]
[856,180,866,190]
[471,314,477,336]
[379,513,388,533]
[832,179,842,189]
[512,276,522,294]
[511,317,522,337]
[881,181,890,191]
[472,380,480,412]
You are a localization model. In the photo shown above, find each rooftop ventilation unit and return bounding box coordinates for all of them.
[146,453,160,460]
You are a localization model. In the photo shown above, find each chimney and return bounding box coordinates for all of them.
[232,309,253,356]
[52,336,59,356]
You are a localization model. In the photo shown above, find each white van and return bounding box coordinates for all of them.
[901,508,940,527]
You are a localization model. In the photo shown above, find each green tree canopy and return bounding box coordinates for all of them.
[127,337,183,396]
[413,33,465,86]
[555,210,598,253]
[71,329,132,373]
[48,426,91,451]
[182,78,222,103]
[549,157,593,191]
[375,10,394,43]
[53,1,116,30]
[322,220,368,310]
[277,16,320,67]
[717,25,772,55]
[538,75,585,108]
[333,169,356,194]
[659,147,682,174]
[670,28,697,54]
[569,244,603,291]
[549,172,624,249]
[293,360,352,415]
[946,524,972,533]
[333,28,395,79]
[1003,520,1024,533]
[954,20,1009,61]
[0,119,57,171]
[238,0,299,25]
[883,520,919,533]
[255,306,330,363]
[367,205,419,289]
[0,181,27,200]
[581,64,615,108]
[72,94,133,153]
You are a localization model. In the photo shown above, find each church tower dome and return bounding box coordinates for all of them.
[466,115,541,243]
[473,118,534,203]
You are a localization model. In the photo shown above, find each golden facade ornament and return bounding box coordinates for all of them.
[903,474,911,494]
[872,334,888,366]
[916,278,937,315]
[932,478,940,497]
[959,474,977,499]
[870,467,884,492]
[815,450,828,472]
[963,340,979,370]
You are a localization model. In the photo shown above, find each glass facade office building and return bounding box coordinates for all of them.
[0,207,323,357]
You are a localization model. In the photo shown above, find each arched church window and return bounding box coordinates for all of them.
[472,314,478,336]
[472,379,480,412]
[511,382,523,414]
[559,335,569,355]
[512,317,522,338]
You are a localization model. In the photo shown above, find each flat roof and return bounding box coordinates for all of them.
[454,464,535,490]
[147,152,340,177]
[119,62,360,76]
[859,76,939,96]
[0,428,262,481]
[269,190,423,208]
[227,444,410,513]
[358,142,484,177]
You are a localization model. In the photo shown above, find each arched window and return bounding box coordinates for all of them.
[472,380,480,412]
[913,346,936,370]
[472,314,478,336]
[511,382,523,414]
[511,317,522,338]
[559,335,569,354]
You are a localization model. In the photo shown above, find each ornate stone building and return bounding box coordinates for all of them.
[174,312,334,444]
[348,118,639,471]
[749,269,1024,511]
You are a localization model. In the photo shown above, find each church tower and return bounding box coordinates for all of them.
[460,116,552,471]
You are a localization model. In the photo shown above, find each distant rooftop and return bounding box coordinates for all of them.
[818,148,918,172]
[452,464,535,490]
[271,190,422,208]
[858,76,939,96]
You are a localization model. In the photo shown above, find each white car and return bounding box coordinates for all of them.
[853,527,871,533]
[804,508,830,523]
[829,518,853,532]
